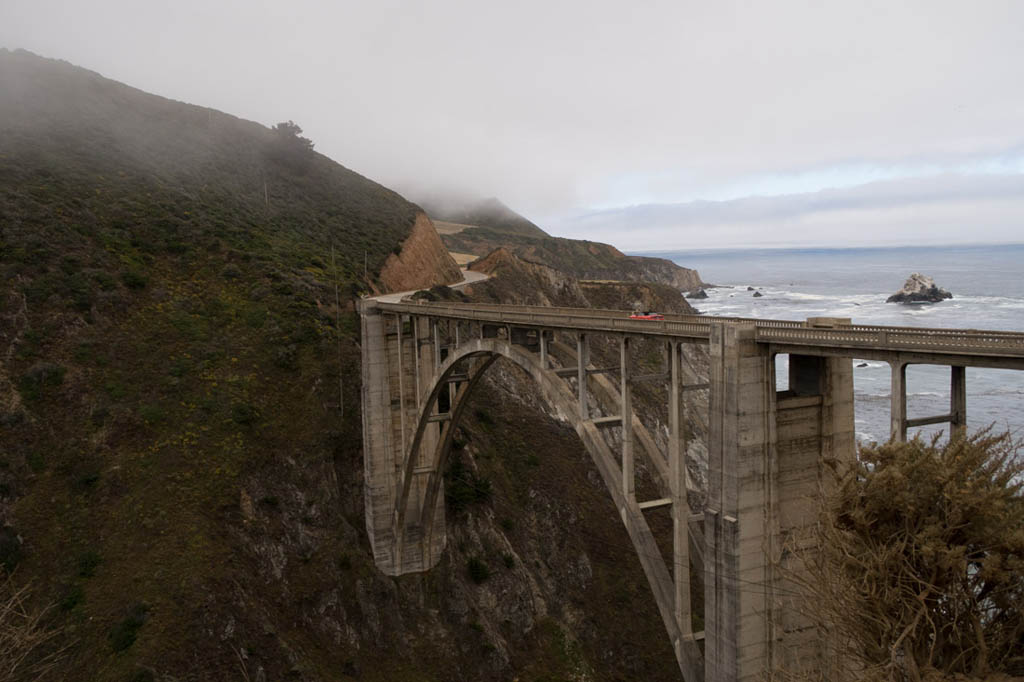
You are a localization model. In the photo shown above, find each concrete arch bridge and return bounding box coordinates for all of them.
[358,299,1024,682]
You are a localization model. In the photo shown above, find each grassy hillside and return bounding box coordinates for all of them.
[0,49,410,679]
[0,50,692,681]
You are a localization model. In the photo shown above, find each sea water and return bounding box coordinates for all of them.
[634,244,1024,444]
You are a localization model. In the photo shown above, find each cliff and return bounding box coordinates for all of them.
[466,247,589,306]
[580,280,697,315]
[443,226,704,291]
[378,212,462,292]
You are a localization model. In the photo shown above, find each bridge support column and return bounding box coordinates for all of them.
[577,333,589,420]
[707,319,854,681]
[669,341,693,644]
[950,365,966,435]
[539,327,549,369]
[358,302,446,575]
[890,360,908,441]
[706,321,771,682]
[773,319,855,679]
[620,336,634,501]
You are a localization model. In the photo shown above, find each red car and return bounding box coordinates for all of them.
[629,311,665,321]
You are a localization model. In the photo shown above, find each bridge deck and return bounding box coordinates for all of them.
[373,300,1024,367]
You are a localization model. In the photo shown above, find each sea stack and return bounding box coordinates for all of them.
[886,273,953,303]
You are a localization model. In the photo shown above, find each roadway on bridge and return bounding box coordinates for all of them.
[371,300,1024,368]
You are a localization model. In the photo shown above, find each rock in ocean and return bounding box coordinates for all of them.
[886,273,953,303]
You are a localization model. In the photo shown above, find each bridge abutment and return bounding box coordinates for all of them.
[360,301,446,575]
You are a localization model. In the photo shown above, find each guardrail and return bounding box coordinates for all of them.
[758,326,1024,357]
[371,301,1024,359]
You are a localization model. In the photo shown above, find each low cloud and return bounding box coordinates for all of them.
[3,0,1024,246]
[555,174,1024,249]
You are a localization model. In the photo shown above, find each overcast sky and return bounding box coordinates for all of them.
[3,0,1023,249]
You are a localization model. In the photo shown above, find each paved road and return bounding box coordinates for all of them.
[373,268,489,303]
[373,300,1024,368]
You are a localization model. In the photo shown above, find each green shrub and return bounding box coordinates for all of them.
[796,430,1024,679]
[231,402,258,425]
[120,269,148,290]
[138,404,165,425]
[466,557,490,584]
[445,453,492,514]
[77,550,102,577]
[26,451,45,473]
[274,344,298,370]
[92,270,117,291]
[18,362,65,401]
[59,583,84,611]
[103,380,127,400]
[109,603,148,651]
[0,526,22,573]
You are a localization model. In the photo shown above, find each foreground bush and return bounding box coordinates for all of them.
[796,430,1024,681]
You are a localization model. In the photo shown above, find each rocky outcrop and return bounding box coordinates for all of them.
[379,212,462,292]
[886,273,953,304]
[621,255,703,291]
[468,247,588,306]
[441,227,704,291]
[687,288,708,299]
[580,280,696,315]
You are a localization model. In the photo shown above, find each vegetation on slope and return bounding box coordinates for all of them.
[0,48,430,679]
[795,431,1024,680]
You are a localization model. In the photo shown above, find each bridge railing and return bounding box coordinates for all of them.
[375,301,717,339]
[758,326,1024,357]
[372,301,1024,359]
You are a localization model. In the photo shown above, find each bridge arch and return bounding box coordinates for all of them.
[384,333,704,681]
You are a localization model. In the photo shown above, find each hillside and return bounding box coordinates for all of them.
[444,226,704,291]
[418,196,549,238]
[1,50,692,682]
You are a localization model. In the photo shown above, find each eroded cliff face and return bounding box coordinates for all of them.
[621,255,703,292]
[441,227,704,291]
[467,247,589,306]
[580,280,697,315]
[379,212,462,292]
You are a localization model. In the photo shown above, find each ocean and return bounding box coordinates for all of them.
[635,243,1024,444]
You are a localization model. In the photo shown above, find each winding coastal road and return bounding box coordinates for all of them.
[373,268,489,303]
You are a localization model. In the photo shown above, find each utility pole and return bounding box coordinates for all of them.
[332,244,344,417]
